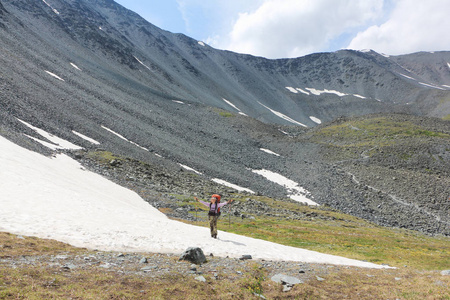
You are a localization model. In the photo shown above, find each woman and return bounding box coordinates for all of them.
[195,194,233,239]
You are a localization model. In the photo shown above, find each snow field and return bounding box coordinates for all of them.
[0,135,389,268]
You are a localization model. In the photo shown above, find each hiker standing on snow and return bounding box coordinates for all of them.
[195,194,233,239]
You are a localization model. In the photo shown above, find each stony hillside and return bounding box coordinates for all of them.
[0,0,449,236]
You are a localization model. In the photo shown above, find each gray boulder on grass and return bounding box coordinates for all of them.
[179,247,206,265]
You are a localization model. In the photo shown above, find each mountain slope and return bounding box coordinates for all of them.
[0,0,449,236]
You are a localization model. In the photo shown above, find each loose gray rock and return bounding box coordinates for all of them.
[62,263,77,270]
[240,255,252,260]
[179,247,206,265]
[139,257,148,264]
[441,270,450,276]
[141,265,158,272]
[271,274,303,285]
[194,275,206,282]
[283,284,294,292]
[316,276,325,281]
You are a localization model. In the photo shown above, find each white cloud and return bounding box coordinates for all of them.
[176,0,263,39]
[220,0,383,58]
[347,0,450,55]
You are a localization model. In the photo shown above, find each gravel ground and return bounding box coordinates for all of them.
[0,246,344,284]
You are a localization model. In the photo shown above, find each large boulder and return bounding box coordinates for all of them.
[179,247,206,265]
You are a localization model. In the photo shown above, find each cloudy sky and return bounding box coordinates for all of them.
[114,0,450,59]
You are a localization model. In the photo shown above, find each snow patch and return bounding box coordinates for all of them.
[447,62,450,70]
[399,73,415,80]
[45,70,64,81]
[222,98,247,116]
[222,98,240,111]
[72,130,100,145]
[211,178,255,194]
[18,118,82,150]
[198,41,205,47]
[309,116,322,124]
[0,135,391,268]
[279,129,289,135]
[305,88,322,96]
[286,87,298,94]
[258,102,307,127]
[296,88,310,95]
[353,94,366,99]
[42,0,60,14]
[101,126,148,151]
[252,169,318,206]
[179,164,202,175]
[305,88,347,97]
[260,148,280,156]
[172,100,185,104]
[134,56,153,71]
[24,134,65,150]
[419,82,446,90]
[70,63,81,71]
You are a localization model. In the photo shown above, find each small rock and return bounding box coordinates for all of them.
[253,292,267,299]
[298,269,306,274]
[283,284,294,292]
[139,257,148,264]
[194,275,206,282]
[99,263,111,269]
[316,276,325,281]
[141,265,158,272]
[62,264,77,270]
[271,274,303,285]
[117,253,125,258]
[440,270,450,276]
[109,159,120,167]
[239,255,252,260]
[434,280,445,286]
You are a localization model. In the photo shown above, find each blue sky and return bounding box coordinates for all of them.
[114,0,450,59]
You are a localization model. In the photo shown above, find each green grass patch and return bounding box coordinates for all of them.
[311,117,449,146]
[219,111,234,117]
[85,150,123,164]
[187,196,449,270]
[221,216,449,270]
[212,107,235,118]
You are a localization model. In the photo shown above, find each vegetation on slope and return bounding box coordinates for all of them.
[1,198,449,299]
